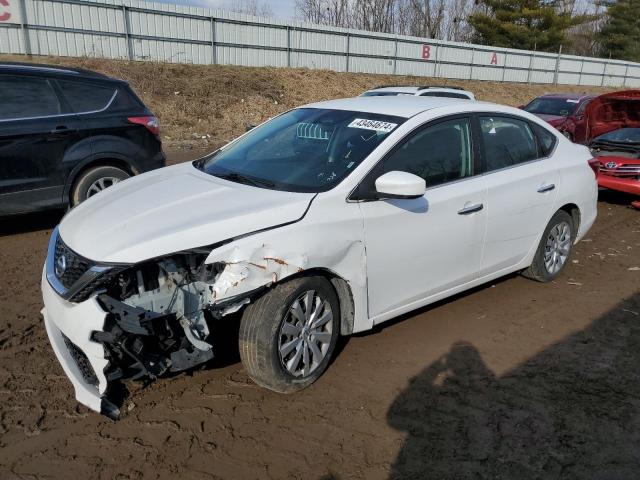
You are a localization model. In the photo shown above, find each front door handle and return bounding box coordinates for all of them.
[537,183,555,193]
[457,203,484,215]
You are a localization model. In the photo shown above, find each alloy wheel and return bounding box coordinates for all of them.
[278,290,334,378]
[544,221,571,275]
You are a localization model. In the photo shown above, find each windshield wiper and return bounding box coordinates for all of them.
[215,172,276,189]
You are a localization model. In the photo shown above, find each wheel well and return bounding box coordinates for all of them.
[559,203,581,237]
[286,268,356,336]
[68,158,136,203]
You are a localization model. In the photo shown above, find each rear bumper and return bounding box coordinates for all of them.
[41,268,119,418]
[598,175,640,196]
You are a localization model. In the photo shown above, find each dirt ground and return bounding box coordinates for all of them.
[0,54,624,152]
[0,146,639,479]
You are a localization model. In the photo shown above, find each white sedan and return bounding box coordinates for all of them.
[41,96,598,417]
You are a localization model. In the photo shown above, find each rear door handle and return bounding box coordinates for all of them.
[457,203,484,215]
[49,126,72,136]
[537,183,555,193]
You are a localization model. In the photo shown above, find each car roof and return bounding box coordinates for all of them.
[0,61,119,82]
[303,96,487,118]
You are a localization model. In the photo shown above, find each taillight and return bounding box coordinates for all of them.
[128,116,159,136]
[588,158,600,177]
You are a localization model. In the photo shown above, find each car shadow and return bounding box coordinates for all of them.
[386,292,640,479]
[0,209,64,237]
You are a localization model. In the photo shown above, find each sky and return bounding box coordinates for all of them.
[150,0,296,19]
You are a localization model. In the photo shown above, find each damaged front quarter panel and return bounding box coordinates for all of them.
[89,197,368,416]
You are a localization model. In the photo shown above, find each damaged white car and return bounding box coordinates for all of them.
[42,96,598,418]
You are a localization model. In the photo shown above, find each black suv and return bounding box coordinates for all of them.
[0,62,165,216]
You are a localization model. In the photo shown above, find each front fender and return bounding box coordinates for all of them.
[204,203,370,333]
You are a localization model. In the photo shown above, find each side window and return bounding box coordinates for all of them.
[480,116,538,171]
[370,117,474,191]
[531,123,557,157]
[575,99,591,116]
[0,76,62,120]
[420,92,468,99]
[57,80,116,113]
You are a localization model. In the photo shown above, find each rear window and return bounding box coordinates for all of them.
[420,91,469,99]
[0,75,62,120]
[57,80,116,113]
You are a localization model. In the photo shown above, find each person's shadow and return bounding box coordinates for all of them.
[387,293,640,480]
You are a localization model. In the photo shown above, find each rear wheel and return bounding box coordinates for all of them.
[239,276,339,393]
[71,165,130,206]
[522,210,574,282]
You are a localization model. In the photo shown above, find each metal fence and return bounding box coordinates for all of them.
[1,0,639,87]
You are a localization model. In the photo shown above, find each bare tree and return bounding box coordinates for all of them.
[224,0,273,16]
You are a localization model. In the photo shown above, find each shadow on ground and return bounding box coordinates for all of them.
[387,293,640,480]
[0,210,63,236]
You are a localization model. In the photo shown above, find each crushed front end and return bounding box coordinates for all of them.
[41,226,239,418]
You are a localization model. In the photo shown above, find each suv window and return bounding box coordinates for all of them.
[420,91,469,99]
[480,116,538,171]
[57,80,116,113]
[357,117,474,196]
[0,76,62,120]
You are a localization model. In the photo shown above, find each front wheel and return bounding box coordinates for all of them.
[522,210,574,282]
[239,276,339,393]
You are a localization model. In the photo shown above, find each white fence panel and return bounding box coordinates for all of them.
[0,0,639,87]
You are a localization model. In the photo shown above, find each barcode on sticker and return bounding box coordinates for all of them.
[348,118,397,133]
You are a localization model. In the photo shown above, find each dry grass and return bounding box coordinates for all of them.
[1,54,620,149]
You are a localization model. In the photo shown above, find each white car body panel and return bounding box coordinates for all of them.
[41,96,598,415]
[60,162,315,263]
[361,175,487,317]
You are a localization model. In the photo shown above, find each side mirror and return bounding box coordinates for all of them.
[245,123,257,132]
[375,171,426,200]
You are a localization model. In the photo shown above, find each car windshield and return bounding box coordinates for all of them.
[195,108,404,193]
[592,128,640,145]
[524,98,579,117]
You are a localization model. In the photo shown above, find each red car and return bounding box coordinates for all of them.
[521,93,595,143]
[586,90,640,208]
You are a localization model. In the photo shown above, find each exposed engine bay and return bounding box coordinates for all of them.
[93,253,251,385]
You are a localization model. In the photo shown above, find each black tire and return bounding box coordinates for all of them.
[239,275,340,393]
[71,165,130,206]
[522,210,574,282]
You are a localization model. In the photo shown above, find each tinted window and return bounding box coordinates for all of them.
[361,91,404,97]
[420,91,469,99]
[57,80,116,113]
[361,118,473,194]
[196,108,405,193]
[523,97,578,117]
[531,123,558,156]
[480,116,538,171]
[0,76,62,120]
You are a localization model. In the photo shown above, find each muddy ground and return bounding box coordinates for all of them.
[1,149,640,479]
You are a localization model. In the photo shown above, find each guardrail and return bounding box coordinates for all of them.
[1,0,638,87]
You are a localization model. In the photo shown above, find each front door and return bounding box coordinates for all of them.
[355,116,487,319]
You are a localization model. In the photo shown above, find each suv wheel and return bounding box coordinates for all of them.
[239,276,339,393]
[71,166,130,206]
[522,210,574,282]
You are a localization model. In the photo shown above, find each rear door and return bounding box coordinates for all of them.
[0,74,82,214]
[478,115,559,277]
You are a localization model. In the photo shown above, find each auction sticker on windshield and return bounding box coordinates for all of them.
[348,119,398,133]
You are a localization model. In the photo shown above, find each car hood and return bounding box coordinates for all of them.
[59,162,316,263]
[534,113,567,126]
[585,90,640,141]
